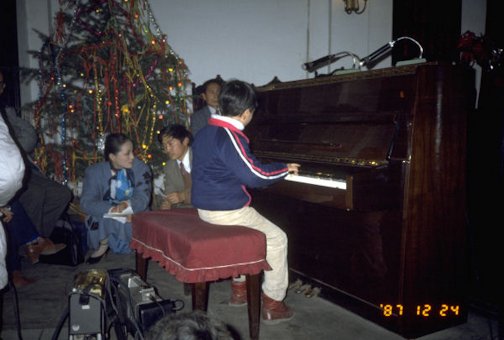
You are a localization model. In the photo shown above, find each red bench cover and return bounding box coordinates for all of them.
[131,208,271,283]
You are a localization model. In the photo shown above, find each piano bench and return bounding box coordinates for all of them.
[130,208,270,340]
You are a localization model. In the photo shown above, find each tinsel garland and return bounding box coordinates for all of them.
[32,0,191,184]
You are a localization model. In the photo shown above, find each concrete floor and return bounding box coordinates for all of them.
[1,252,500,340]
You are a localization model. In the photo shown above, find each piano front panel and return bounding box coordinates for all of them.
[251,188,404,313]
[346,164,402,210]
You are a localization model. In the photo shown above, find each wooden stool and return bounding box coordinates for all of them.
[131,208,270,340]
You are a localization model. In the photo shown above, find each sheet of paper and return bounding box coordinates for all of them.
[104,206,133,223]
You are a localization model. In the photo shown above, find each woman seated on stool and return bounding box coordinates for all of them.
[80,133,152,264]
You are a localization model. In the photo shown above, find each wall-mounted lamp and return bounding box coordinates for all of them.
[343,0,367,14]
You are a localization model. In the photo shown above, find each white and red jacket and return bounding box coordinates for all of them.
[191,115,289,211]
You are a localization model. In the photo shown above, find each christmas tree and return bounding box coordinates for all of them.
[21,0,191,186]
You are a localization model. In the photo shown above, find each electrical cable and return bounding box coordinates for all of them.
[109,274,145,340]
[51,305,69,340]
[125,282,145,340]
[152,291,184,312]
[106,277,128,340]
[8,280,23,340]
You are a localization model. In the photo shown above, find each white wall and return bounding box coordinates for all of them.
[148,0,392,85]
[16,0,59,106]
[16,0,484,105]
[149,0,310,86]
[460,0,487,107]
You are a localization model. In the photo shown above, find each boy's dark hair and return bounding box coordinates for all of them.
[145,310,234,340]
[104,133,132,161]
[218,80,257,117]
[158,124,194,145]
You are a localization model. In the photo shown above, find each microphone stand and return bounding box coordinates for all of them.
[303,51,362,75]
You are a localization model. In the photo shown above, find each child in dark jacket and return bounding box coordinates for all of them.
[191,79,299,324]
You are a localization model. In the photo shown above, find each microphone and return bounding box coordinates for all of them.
[359,41,395,68]
[303,54,340,73]
[359,37,424,69]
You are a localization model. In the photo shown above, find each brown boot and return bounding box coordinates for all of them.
[262,293,294,324]
[229,280,247,306]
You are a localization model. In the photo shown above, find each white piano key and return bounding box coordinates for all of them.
[285,174,347,190]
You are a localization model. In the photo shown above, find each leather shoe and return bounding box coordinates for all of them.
[229,280,247,306]
[86,246,109,264]
[38,238,67,256]
[25,244,41,264]
[262,293,294,324]
[25,238,66,264]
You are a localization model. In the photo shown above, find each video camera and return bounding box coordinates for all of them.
[108,268,180,335]
[66,268,182,339]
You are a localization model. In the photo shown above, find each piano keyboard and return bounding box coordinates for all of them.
[285,173,347,190]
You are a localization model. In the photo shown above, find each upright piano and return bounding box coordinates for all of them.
[247,62,474,338]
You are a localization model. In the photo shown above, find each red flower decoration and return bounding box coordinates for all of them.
[458,31,503,71]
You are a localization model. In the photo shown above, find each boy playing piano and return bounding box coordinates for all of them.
[191,79,299,324]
